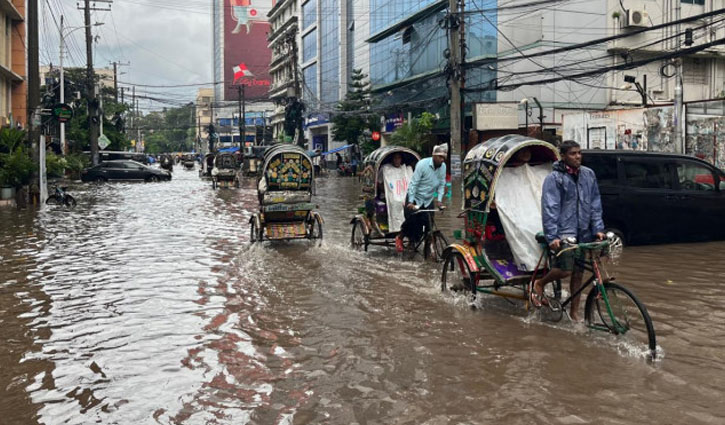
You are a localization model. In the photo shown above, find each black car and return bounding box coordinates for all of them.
[583,150,725,245]
[81,160,172,183]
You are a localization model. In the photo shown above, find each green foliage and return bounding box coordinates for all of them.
[139,104,196,153]
[0,127,26,154]
[46,151,67,178]
[0,147,35,188]
[389,112,437,154]
[0,128,34,188]
[332,69,379,155]
[64,152,89,180]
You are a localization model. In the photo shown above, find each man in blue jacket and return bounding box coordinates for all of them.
[395,143,448,252]
[531,140,605,321]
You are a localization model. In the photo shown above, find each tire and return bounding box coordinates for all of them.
[212,180,217,190]
[584,282,657,356]
[94,176,107,183]
[351,220,367,251]
[64,195,77,207]
[441,251,475,293]
[235,179,240,188]
[147,175,159,183]
[46,195,61,205]
[424,230,449,262]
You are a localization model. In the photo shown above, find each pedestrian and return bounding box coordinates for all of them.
[530,140,605,321]
[336,153,342,170]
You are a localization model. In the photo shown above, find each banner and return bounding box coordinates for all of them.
[224,0,273,101]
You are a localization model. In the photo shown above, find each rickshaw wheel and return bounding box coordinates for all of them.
[351,220,367,251]
[424,231,449,262]
[441,252,474,294]
[584,282,657,356]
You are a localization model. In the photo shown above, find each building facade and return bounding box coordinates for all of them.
[195,88,213,153]
[211,0,275,140]
[267,0,299,140]
[0,0,25,128]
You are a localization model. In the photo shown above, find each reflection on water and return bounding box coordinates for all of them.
[1,169,725,424]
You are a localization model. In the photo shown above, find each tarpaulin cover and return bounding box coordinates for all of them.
[381,164,413,232]
[494,163,551,271]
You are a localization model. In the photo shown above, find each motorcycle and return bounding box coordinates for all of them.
[46,186,77,207]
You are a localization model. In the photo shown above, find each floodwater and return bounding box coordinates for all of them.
[1,167,724,424]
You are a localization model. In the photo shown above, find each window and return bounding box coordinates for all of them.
[674,160,716,191]
[302,0,316,30]
[623,160,673,189]
[681,0,705,4]
[303,63,317,101]
[302,30,316,63]
[584,155,618,186]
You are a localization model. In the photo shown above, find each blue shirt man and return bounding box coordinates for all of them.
[396,144,448,251]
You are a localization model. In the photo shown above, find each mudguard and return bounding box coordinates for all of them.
[310,211,324,224]
[441,243,480,273]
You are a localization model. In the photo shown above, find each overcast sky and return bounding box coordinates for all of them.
[40,0,212,112]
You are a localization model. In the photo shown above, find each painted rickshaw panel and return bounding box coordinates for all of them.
[261,145,314,192]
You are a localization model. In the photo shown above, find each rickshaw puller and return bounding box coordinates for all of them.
[531,140,605,321]
[395,144,448,252]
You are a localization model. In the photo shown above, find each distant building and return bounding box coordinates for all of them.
[195,88,214,153]
[267,0,299,140]
[0,0,26,128]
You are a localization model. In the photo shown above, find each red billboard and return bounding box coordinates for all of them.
[224,0,273,101]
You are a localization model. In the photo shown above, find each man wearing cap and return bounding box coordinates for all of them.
[395,144,448,252]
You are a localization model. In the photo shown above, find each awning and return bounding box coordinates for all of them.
[218,147,240,153]
[321,144,353,156]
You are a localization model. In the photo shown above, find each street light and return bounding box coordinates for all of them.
[59,16,104,154]
[623,74,647,106]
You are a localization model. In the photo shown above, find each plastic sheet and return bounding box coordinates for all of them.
[494,163,551,271]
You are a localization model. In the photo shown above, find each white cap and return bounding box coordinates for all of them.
[432,143,448,157]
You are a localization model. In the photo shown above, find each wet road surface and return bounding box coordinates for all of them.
[1,167,725,424]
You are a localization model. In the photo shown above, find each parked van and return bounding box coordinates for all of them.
[582,150,725,245]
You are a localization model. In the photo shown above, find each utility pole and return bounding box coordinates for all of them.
[27,0,40,194]
[84,0,98,165]
[80,0,111,165]
[110,60,130,103]
[237,84,245,151]
[448,0,463,174]
[59,15,66,154]
[673,1,684,154]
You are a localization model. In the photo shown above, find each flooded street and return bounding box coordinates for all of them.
[1,168,725,424]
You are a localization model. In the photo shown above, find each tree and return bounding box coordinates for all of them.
[332,69,379,155]
[389,112,437,154]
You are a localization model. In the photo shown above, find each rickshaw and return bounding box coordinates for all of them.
[440,135,656,357]
[211,153,241,189]
[249,144,323,242]
[243,145,268,176]
[349,146,448,260]
[182,154,195,170]
[199,153,215,179]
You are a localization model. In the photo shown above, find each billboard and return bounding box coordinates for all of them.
[224,0,273,101]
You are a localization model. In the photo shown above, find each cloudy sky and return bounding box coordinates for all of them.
[40,0,212,112]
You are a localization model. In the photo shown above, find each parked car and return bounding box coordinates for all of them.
[81,160,172,183]
[583,150,725,245]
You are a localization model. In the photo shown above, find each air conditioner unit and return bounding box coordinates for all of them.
[626,9,649,28]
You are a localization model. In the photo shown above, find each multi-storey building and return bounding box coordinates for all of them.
[267,0,299,140]
[0,0,25,128]
[211,0,275,142]
[195,88,213,153]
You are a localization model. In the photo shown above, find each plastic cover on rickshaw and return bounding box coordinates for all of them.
[463,135,559,274]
